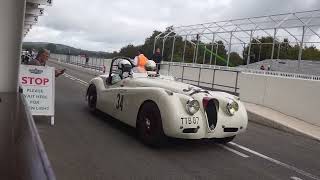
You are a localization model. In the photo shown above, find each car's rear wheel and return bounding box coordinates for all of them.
[87,85,97,113]
[137,101,165,146]
[214,135,236,144]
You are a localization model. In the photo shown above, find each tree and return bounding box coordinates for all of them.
[142,30,162,58]
[118,44,140,58]
[46,43,57,53]
[229,52,244,66]
[302,45,320,60]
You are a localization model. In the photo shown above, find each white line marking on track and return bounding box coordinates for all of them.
[218,144,249,158]
[77,81,88,86]
[77,79,89,84]
[63,73,89,86]
[291,176,304,180]
[229,142,320,180]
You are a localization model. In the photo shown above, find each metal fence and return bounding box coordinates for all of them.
[160,63,240,95]
[160,61,320,96]
[50,54,109,73]
[154,9,320,70]
[162,61,320,81]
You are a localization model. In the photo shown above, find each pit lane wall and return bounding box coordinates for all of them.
[0,93,55,180]
[239,73,320,127]
[161,61,320,127]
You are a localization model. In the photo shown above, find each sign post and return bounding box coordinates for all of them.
[19,65,55,125]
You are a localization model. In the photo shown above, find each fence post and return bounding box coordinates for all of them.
[246,30,253,65]
[198,67,202,86]
[235,71,239,95]
[298,26,305,72]
[214,44,219,65]
[227,31,233,67]
[195,36,200,63]
[181,66,185,82]
[210,34,215,65]
[91,57,93,70]
[170,37,176,62]
[95,58,98,71]
[182,35,187,63]
[202,45,206,64]
[271,28,277,60]
[212,69,216,89]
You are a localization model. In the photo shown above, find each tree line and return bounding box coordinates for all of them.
[115,27,320,66]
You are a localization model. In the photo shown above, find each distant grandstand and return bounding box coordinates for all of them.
[240,59,320,76]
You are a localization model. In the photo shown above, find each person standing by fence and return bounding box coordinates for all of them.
[28,48,65,77]
[152,48,162,74]
[85,54,89,67]
[133,50,148,69]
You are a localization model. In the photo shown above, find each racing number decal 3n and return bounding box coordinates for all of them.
[116,93,124,111]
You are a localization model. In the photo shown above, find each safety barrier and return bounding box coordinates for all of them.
[160,63,240,95]
[240,73,320,127]
[50,54,110,73]
[163,61,320,126]
[0,93,55,180]
[162,61,320,81]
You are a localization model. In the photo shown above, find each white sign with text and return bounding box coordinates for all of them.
[19,65,55,117]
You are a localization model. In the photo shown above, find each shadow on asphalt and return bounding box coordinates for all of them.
[89,109,223,151]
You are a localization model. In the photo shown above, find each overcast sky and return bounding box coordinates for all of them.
[24,0,320,52]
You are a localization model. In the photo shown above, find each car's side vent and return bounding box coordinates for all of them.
[203,98,218,131]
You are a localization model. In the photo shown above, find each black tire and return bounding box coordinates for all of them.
[136,101,165,146]
[215,135,236,144]
[87,85,97,113]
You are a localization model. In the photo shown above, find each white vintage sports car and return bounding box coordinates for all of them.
[86,57,248,145]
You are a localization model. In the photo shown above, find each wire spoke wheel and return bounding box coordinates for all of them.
[137,102,165,146]
[87,85,97,112]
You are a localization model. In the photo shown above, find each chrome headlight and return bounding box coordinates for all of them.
[186,99,200,115]
[226,99,239,116]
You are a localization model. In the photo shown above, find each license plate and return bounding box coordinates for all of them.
[181,117,199,125]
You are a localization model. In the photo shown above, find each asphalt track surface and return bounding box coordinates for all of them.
[35,61,320,180]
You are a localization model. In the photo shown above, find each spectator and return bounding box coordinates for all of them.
[133,49,148,69]
[260,65,265,70]
[28,48,65,77]
[85,54,89,66]
[151,48,162,74]
[31,48,36,59]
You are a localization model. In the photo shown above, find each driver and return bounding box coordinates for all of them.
[145,60,157,71]
[118,59,132,79]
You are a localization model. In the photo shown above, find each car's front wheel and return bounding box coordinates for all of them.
[137,101,165,146]
[87,85,97,113]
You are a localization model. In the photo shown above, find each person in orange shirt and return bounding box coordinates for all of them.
[133,50,148,69]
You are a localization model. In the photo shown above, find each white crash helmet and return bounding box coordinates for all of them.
[145,60,156,71]
[118,59,132,72]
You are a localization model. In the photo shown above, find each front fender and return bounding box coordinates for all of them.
[86,77,106,101]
